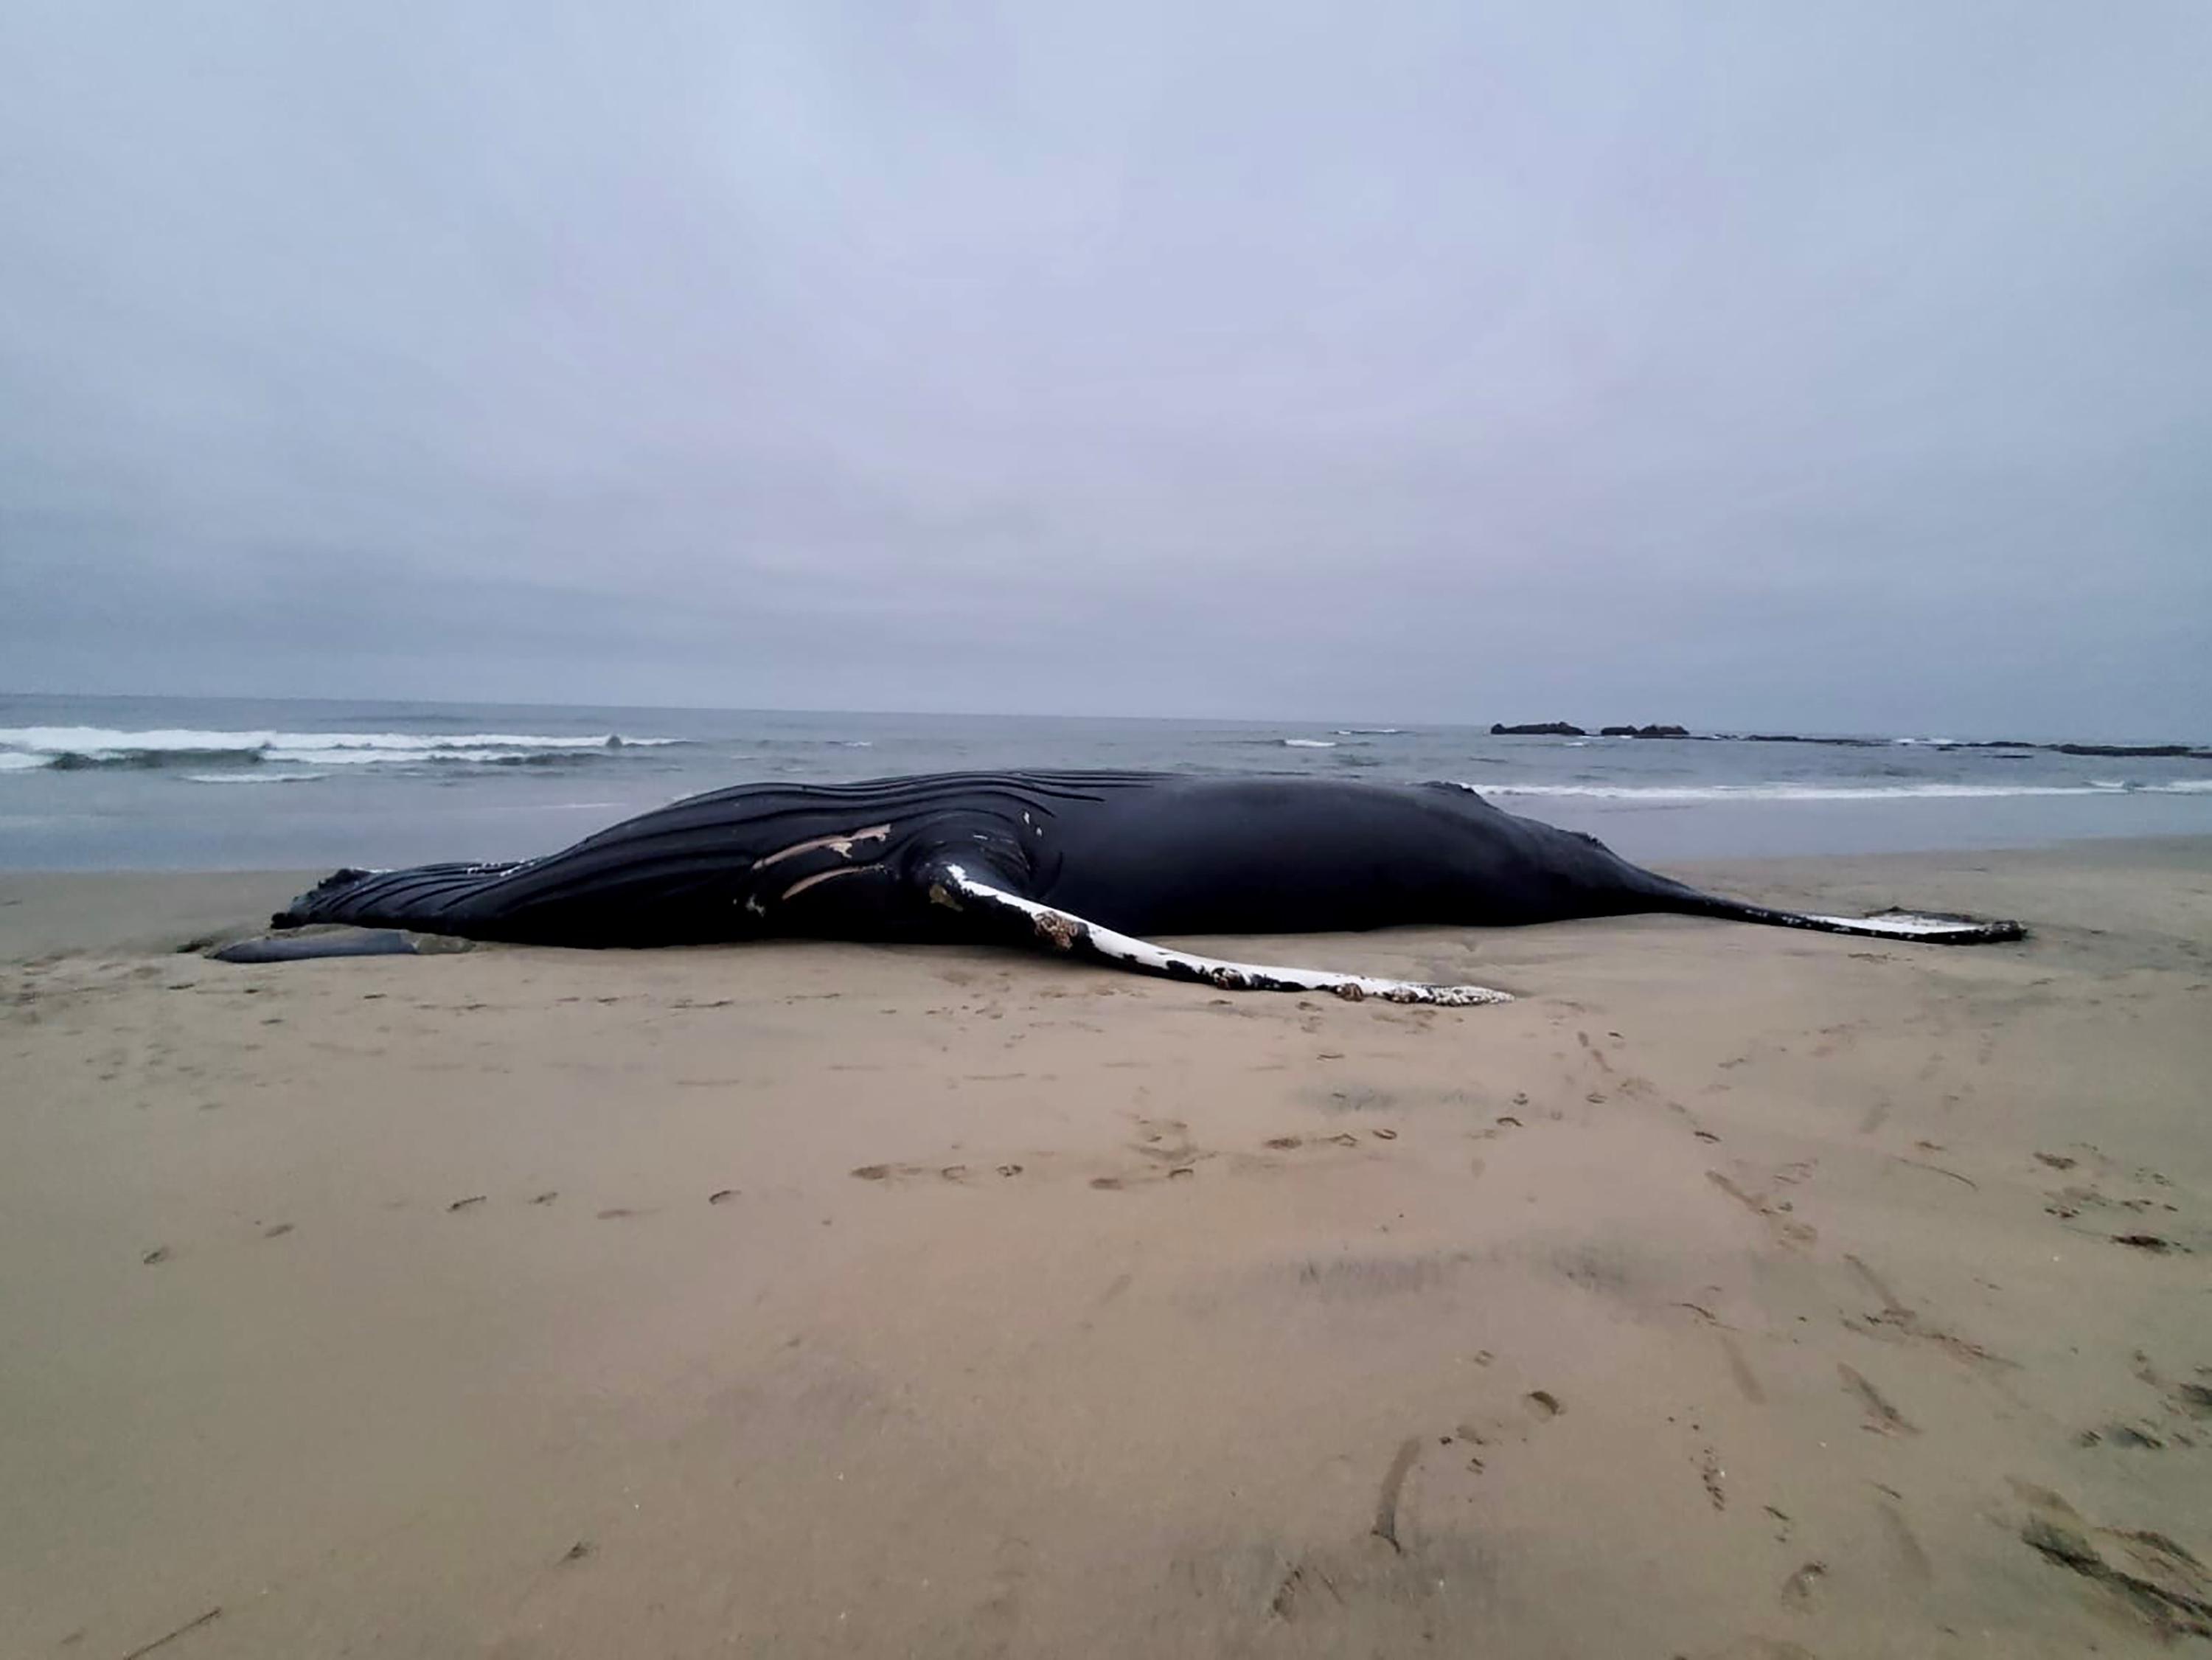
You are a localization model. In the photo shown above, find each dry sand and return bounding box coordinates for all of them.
[2,840,2209,1658]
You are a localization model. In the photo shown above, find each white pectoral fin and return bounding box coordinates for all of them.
[927,864,1512,1007]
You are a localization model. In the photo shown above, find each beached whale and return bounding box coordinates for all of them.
[218,772,2025,1004]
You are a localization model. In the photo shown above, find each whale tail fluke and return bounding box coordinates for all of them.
[1670,894,2025,945]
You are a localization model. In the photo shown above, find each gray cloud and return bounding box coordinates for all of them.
[4,0,2208,735]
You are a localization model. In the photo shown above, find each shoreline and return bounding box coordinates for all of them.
[4,838,2209,1654]
[10,788,2212,876]
[7,698,2212,875]
[5,833,2211,960]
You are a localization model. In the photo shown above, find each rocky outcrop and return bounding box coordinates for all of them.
[2048,743,2205,759]
[1475,726,2210,757]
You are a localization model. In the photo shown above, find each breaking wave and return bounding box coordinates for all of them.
[182,771,330,785]
[0,726,682,774]
[1476,780,2212,802]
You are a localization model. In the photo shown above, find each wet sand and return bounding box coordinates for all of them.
[2,839,2209,1656]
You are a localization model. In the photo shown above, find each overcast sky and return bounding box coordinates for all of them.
[3,2,2208,735]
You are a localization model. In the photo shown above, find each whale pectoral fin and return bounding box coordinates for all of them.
[922,863,1512,1007]
[209,928,470,963]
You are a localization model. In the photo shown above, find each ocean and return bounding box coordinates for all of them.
[3,691,2209,872]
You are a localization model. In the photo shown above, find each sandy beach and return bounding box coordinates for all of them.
[3,838,2208,1658]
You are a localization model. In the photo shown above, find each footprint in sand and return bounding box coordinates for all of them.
[2079,1423,2168,1451]
[1706,1169,1817,1251]
[2011,1479,2212,1641]
[851,1162,923,1183]
[1778,1560,1826,1611]
[1876,1499,1934,1587]
[2130,1353,2212,1431]
[1098,1118,1208,1184]
[1719,1334,1766,1404]
[1371,1436,1423,1552]
[1842,1253,2014,1371]
[855,1159,1029,1187]
[1445,1381,1560,1473]
[1696,1445,1728,1510]
[1091,1161,1198,1190]
[1838,1361,1920,1435]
